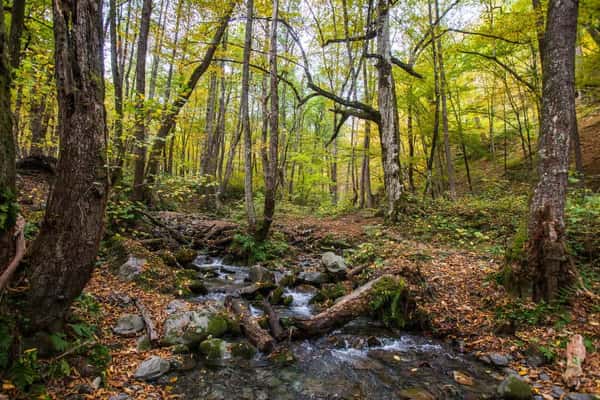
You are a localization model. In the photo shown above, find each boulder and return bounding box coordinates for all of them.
[188,280,208,295]
[320,252,347,278]
[489,353,511,367]
[297,271,329,286]
[497,375,533,400]
[118,256,146,281]
[134,356,170,381]
[249,265,275,284]
[175,247,197,266]
[166,299,188,314]
[199,338,229,360]
[112,314,145,336]
[162,310,228,346]
[231,342,257,360]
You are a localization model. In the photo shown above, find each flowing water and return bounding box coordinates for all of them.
[173,257,500,399]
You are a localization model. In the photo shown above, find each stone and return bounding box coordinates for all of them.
[199,338,228,360]
[248,265,275,284]
[108,394,130,400]
[497,375,533,400]
[188,280,208,295]
[398,387,435,400]
[539,373,551,381]
[231,342,257,359]
[297,271,329,286]
[552,386,565,398]
[453,370,474,386]
[320,252,347,277]
[166,299,188,314]
[489,353,511,367]
[112,314,145,336]
[175,247,197,266]
[134,356,170,381]
[566,394,600,400]
[162,310,228,346]
[278,273,296,287]
[136,335,151,352]
[118,256,146,281]
[91,376,102,390]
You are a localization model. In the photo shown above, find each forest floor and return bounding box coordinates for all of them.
[10,183,593,399]
[5,131,600,399]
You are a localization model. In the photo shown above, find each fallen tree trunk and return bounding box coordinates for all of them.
[263,298,285,340]
[293,274,407,337]
[225,296,275,353]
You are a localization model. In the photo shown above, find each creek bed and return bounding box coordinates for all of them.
[172,256,500,399]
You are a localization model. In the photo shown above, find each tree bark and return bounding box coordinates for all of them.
[109,0,125,182]
[0,4,17,270]
[24,0,109,330]
[131,0,152,201]
[241,0,257,231]
[257,0,280,240]
[524,0,579,302]
[375,0,403,221]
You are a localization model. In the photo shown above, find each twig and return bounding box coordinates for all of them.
[0,215,27,292]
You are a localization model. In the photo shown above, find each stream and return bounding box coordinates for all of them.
[172,256,501,399]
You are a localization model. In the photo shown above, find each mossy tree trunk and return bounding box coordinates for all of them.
[523,0,579,302]
[24,0,109,330]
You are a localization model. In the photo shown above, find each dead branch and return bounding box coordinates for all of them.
[0,215,27,292]
[225,296,275,353]
[134,297,160,344]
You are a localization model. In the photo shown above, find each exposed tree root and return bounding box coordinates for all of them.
[0,215,26,292]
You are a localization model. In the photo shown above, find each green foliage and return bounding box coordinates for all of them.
[106,196,142,233]
[349,242,380,265]
[0,187,19,234]
[368,277,407,329]
[494,299,567,328]
[565,190,600,263]
[229,232,289,264]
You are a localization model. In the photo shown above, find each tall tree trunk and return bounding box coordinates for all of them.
[24,0,109,330]
[257,0,279,240]
[375,0,403,221]
[523,0,579,302]
[424,0,440,198]
[144,7,232,184]
[0,5,17,270]
[131,0,152,201]
[109,0,125,182]
[241,0,256,230]
[8,0,26,70]
[29,84,49,157]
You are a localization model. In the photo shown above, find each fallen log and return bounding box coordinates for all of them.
[262,298,285,340]
[225,296,275,353]
[134,298,160,344]
[292,274,408,337]
[138,210,191,245]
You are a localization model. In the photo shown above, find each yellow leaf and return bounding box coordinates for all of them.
[2,382,15,390]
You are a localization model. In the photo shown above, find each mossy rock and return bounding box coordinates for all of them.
[188,280,208,295]
[206,314,229,337]
[172,344,190,354]
[278,273,296,287]
[497,375,532,400]
[199,338,227,360]
[282,295,293,306]
[231,342,257,360]
[175,247,197,266]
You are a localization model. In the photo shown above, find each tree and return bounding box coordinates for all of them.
[131,0,153,201]
[523,0,579,301]
[375,0,403,220]
[24,0,109,330]
[257,0,280,240]
[241,0,257,231]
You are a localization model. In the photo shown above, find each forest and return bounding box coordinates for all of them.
[0,0,599,398]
